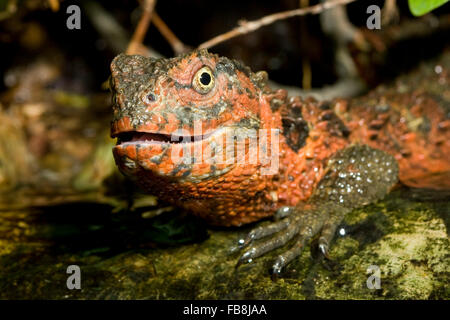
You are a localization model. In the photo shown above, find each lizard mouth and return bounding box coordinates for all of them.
[112,126,254,182]
[115,131,215,145]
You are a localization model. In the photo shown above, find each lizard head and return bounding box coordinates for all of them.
[110,49,272,184]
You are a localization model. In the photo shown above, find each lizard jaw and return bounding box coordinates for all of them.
[114,130,216,146]
[112,127,236,182]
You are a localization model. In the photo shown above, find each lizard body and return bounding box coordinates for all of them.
[110,49,449,275]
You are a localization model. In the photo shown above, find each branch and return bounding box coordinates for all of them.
[126,0,157,55]
[83,1,163,58]
[198,0,357,49]
[152,12,191,54]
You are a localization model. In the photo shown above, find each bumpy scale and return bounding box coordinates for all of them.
[109,49,450,276]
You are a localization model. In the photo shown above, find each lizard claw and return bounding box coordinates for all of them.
[235,145,398,277]
[270,267,281,282]
[318,237,331,259]
[271,256,285,279]
[237,233,254,249]
[235,248,256,269]
[235,206,327,276]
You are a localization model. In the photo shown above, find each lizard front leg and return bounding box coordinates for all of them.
[236,144,399,279]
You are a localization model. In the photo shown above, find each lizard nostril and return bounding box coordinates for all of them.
[145,93,157,103]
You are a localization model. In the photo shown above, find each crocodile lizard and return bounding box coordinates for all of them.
[109,49,450,277]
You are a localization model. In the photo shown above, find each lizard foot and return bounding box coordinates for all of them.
[236,203,344,280]
[236,145,399,279]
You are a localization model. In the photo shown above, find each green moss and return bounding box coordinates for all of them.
[0,188,448,299]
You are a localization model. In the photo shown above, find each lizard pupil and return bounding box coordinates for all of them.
[147,93,156,102]
[192,66,214,93]
[200,72,211,86]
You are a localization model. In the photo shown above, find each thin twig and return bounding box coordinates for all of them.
[48,0,60,12]
[153,12,191,54]
[198,0,357,49]
[302,58,312,89]
[381,0,399,26]
[300,0,311,89]
[84,1,163,58]
[126,0,157,55]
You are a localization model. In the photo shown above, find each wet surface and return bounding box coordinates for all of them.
[0,187,448,299]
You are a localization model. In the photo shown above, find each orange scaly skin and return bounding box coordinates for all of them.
[110,49,449,275]
[110,51,348,226]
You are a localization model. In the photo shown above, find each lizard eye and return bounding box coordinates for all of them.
[192,66,215,94]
